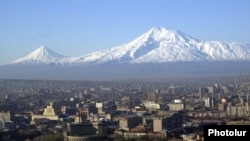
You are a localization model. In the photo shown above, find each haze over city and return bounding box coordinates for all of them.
[1,0,250,65]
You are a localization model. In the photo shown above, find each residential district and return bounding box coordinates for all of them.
[0,75,250,141]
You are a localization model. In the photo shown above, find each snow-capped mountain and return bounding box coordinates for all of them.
[71,27,206,63]
[9,27,250,65]
[66,27,250,64]
[10,45,66,65]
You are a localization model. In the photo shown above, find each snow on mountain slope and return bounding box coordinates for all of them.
[200,41,250,60]
[67,27,203,63]
[10,46,67,64]
[67,27,173,63]
[69,27,250,64]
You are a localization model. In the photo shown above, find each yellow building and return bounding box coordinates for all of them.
[31,103,58,124]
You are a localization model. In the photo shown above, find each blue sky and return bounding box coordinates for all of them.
[0,0,250,65]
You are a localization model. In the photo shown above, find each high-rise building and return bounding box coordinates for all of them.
[153,118,162,132]
[75,107,89,123]
[204,97,214,107]
[96,102,103,114]
[147,91,158,103]
[78,92,83,99]
[199,88,208,99]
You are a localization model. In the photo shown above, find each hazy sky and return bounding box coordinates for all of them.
[0,0,250,65]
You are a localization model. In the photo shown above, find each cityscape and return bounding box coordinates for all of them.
[1,74,250,141]
[1,1,249,141]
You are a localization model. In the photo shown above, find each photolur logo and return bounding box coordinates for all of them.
[204,125,250,140]
[208,129,247,136]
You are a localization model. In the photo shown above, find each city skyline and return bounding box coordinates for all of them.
[1,0,250,65]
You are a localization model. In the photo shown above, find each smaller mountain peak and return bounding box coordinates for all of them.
[9,45,66,65]
[35,45,51,56]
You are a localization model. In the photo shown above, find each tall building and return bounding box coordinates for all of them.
[218,103,226,111]
[153,118,162,132]
[199,88,208,99]
[147,91,158,103]
[75,107,89,123]
[0,111,14,129]
[78,92,83,99]
[204,97,214,108]
[207,86,214,97]
[96,102,103,114]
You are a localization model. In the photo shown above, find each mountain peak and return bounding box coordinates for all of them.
[143,27,193,43]
[34,45,57,57]
[148,27,172,35]
[10,46,65,64]
[35,45,50,56]
[150,27,169,32]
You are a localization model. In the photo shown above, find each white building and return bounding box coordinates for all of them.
[204,97,214,107]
